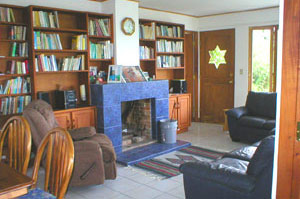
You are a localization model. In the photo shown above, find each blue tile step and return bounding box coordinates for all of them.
[117,140,191,166]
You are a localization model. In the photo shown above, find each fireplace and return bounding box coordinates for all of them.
[91,80,169,154]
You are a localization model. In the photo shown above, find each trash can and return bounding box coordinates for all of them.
[159,119,177,144]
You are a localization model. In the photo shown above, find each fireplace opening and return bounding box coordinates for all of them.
[121,99,155,151]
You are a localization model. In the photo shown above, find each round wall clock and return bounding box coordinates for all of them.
[121,17,135,36]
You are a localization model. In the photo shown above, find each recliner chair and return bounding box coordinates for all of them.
[23,100,117,186]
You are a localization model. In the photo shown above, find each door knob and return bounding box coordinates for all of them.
[229,80,233,84]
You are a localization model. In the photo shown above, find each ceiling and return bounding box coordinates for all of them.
[138,0,279,17]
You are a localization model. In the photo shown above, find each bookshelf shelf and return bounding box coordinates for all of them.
[140,59,156,61]
[90,58,113,62]
[88,35,112,39]
[157,52,184,55]
[0,93,31,98]
[33,27,87,33]
[156,36,184,41]
[0,57,28,60]
[34,49,88,53]
[0,22,27,26]
[0,74,29,78]
[36,70,89,74]
[140,39,156,42]
[0,39,27,42]
[157,67,185,70]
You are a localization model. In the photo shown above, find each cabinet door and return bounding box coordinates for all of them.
[169,96,178,120]
[71,108,95,129]
[55,112,72,130]
[177,95,191,130]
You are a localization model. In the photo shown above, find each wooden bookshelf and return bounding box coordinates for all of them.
[139,19,185,80]
[0,4,114,118]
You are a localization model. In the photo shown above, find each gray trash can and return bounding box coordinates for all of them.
[159,119,177,144]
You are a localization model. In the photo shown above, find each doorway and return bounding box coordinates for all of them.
[249,26,278,92]
[200,29,235,123]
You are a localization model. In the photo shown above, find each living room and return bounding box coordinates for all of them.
[0,0,299,198]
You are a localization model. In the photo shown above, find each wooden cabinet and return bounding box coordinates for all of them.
[169,94,191,133]
[54,106,96,130]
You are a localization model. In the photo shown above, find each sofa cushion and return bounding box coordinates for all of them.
[239,116,267,128]
[69,127,96,141]
[247,136,275,176]
[246,91,277,118]
[223,146,257,161]
[263,120,276,130]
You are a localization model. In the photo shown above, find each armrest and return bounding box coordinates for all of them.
[179,161,255,193]
[226,107,248,119]
[69,126,96,141]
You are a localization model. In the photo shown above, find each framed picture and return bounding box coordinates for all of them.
[90,66,98,76]
[108,65,122,83]
[121,66,147,83]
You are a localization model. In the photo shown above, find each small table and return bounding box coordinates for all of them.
[0,163,33,199]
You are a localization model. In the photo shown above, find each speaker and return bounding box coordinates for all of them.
[37,91,51,104]
[171,79,187,94]
[54,90,77,109]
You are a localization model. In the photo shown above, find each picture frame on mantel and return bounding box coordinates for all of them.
[121,66,147,83]
[108,65,122,83]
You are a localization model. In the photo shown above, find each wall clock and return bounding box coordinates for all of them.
[121,17,135,36]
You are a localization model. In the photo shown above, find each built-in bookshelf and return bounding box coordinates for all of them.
[0,4,114,118]
[139,19,185,80]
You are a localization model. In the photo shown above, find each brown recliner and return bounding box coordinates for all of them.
[23,100,116,187]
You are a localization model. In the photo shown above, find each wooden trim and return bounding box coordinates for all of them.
[139,6,198,18]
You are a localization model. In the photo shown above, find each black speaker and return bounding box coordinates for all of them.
[37,91,51,104]
[171,79,187,94]
[54,90,77,109]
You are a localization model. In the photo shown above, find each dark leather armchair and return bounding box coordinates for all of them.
[180,136,275,199]
[226,91,277,143]
[23,100,117,187]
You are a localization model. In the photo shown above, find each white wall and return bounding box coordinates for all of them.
[196,8,279,107]
[139,8,198,31]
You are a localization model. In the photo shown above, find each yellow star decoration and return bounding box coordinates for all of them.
[209,45,227,69]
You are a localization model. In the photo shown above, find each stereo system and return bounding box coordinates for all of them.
[54,90,77,109]
[171,79,187,94]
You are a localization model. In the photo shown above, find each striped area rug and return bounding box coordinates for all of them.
[133,146,225,178]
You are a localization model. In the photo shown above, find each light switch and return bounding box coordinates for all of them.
[240,69,243,75]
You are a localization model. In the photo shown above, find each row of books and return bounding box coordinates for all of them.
[11,42,28,57]
[139,23,155,40]
[156,25,182,38]
[140,46,154,59]
[0,96,32,115]
[90,41,113,59]
[9,26,27,40]
[157,40,183,53]
[6,60,29,74]
[157,55,182,68]
[32,10,59,28]
[0,77,31,95]
[35,54,85,72]
[0,7,15,23]
[71,34,87,50]
[88,18,110,37]
[34,31,62,50]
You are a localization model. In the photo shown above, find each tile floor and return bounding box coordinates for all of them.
[40,122,248,199]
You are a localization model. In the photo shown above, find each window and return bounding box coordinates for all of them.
[249,26,278,92]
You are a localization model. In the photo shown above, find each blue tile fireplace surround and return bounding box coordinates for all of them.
[91,80,190,165]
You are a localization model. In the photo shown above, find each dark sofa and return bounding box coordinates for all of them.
[180,136,275,199]
[226,91,277,143]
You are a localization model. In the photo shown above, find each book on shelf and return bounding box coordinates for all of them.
[9,26,27,40]
[6,60,29,74]
[10,42,28,57]
[157,40,183,53]
[156,25,182,38]
[34,31,62,50]
[0,95,31,115]
[140,46,154,59]
[0,77,31,95]
[32,10,59,28]
[71,34,87,50]
[0,7,15,23]
[90,40,113,59]
[139,22,155,40]
[157,55,181,68]
[35,54,85,72]
[89,18,110,37]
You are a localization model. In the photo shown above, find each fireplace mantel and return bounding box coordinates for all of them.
[91,80,169,153]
